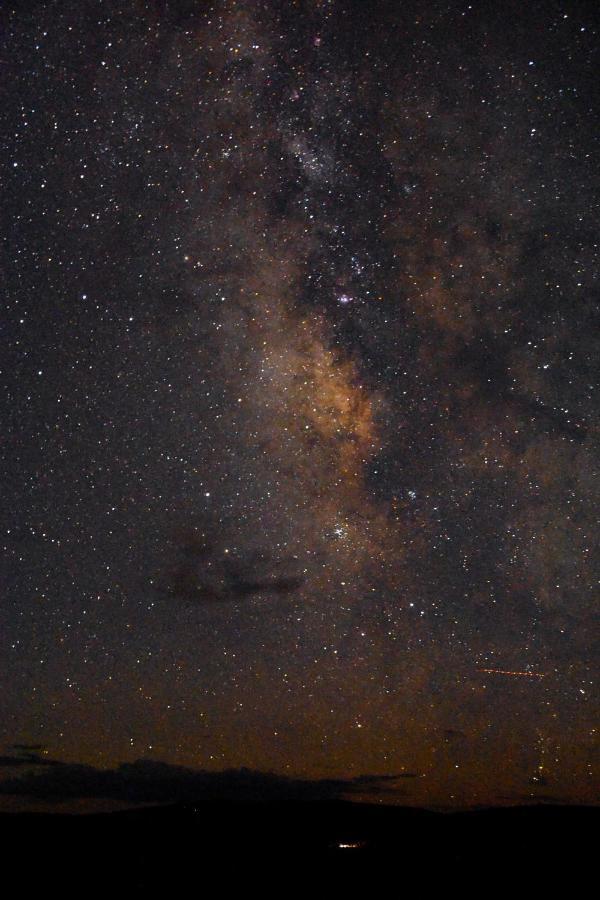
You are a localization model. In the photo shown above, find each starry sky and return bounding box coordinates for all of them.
[1,0,598,810]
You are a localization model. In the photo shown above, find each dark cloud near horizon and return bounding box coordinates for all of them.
[11,744,46,752]
[0,759,416,805]
[0,751,65,769]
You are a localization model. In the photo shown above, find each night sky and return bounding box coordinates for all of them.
[1,0,598,810]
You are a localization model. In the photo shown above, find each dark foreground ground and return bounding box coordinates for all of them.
[2,801,596,888]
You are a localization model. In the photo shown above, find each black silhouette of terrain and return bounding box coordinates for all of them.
[2,801,596,889]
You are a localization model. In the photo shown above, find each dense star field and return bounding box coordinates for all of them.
[1,0,598,810]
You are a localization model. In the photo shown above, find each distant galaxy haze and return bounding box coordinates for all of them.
[1,0,598,809]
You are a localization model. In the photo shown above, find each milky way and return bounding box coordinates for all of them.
[1,1,598,808]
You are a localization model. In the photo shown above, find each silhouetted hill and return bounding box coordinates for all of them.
[1,801,596,888]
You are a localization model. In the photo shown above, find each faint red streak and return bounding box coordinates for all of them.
[478,668,546,679]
